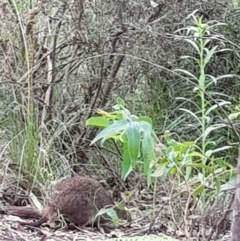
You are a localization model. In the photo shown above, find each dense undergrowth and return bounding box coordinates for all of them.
[0,0,240,240]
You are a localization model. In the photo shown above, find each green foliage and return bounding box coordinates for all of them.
[7,106,43,189]
[95,207,120,227]
[229,0,240,9]
[152,133,235,201]
[86,97,156,185]
[172,12,235,205]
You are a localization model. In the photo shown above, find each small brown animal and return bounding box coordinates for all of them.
[18,176,131,228]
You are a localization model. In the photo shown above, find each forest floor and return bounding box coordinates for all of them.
[0,141,233,241]
[0,212,231,241]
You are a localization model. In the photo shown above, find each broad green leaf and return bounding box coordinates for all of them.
[90,119,129,145]
[126,122,141,166]
[121,143,133,180]
[139,120,153,131]
[138,116,152,125]
[86,117,109,128]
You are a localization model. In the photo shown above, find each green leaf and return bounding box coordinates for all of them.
[126,122,141,166]
[214,74,236,81]
[185,158,193,180]
[120,108,132,119]
[90,119,129,145]
[169,166,177,176]
[174,69,199,81]
[214,178,221,196]
[86,117,109,128]
[151,163,167,178]
[203,39,211,47]
[180,55,199,63]
[205,150,213,158]
[210,146,232,154]
[203,46,217,67]
[116,97,125,107]
[188,151,205,159]
[138,116,152,125]
[179,108,201,124]
[185,39,200,55]
[95,208,119,227]
[142,127,155,186]
[192,184,204,198]
[205,101,231,116]
[186,26,198,35]
[229,112,240,120]
[202,124,228,142]
[121,144,133,180]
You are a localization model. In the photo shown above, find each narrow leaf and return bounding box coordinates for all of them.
[192,184,204,198]
[205,101,230,116]
[203,46,217,67]
[179,108,201,124]
[174,69,199,81]
[185,39,200,55]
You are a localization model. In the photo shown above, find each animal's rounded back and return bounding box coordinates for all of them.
[47,176,115,226]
